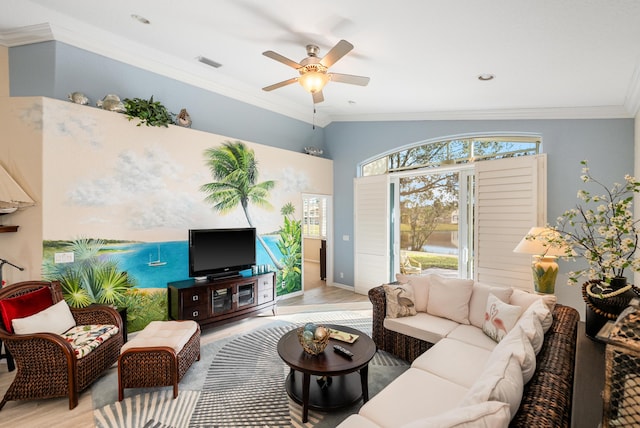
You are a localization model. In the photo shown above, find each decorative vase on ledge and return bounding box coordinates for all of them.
[583,277,638,341]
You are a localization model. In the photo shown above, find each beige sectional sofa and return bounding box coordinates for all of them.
[338,274,580,428]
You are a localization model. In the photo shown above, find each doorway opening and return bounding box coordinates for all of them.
[302,194,331,292]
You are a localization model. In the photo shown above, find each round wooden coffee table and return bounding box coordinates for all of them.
[277,324,376,423]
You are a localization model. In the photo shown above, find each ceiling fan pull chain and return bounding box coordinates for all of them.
[313,106,316,130]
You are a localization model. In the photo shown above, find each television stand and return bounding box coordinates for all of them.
[207,273,242,281]
[168,271,276,328]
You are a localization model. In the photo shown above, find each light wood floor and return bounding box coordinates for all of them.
[0,284,369,428]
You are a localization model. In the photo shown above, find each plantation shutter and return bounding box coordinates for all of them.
[354,174,391,294]
[475,154,547,289]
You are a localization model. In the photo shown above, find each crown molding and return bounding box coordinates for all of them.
[0,23,53,47]
[624,62,640,117]
[331,105,633,122]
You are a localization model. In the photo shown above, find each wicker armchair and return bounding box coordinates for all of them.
[0,280,124,410]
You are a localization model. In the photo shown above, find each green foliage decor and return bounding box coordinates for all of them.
[123,96,174,127]
[276,202,302,294]
[42,238,134,308]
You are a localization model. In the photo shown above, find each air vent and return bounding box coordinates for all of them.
[197,56,222,68]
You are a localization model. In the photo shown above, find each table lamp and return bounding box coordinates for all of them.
[513,227,569,294]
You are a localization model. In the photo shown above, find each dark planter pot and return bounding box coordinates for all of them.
[585,304,609,341]
[583,278,638,342]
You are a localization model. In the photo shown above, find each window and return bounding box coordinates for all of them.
[354,134,545,291]
[303,196,326,238]
[361,136,540,177]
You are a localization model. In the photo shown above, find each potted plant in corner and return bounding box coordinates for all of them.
[550,160,640,340]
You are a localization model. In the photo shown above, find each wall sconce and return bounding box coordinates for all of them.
[513,227,570,294]
[0,164,34,228]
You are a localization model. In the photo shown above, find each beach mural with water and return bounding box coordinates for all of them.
[17,98,333,331]
[100,237,283,289]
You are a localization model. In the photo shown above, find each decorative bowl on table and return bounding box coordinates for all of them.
[297,323,329,355]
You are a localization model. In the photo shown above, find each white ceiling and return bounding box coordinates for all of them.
[2,0,640,126]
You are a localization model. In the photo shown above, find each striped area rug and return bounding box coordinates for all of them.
[94,311,407,428]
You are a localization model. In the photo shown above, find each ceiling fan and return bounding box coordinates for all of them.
[262,39,370,103]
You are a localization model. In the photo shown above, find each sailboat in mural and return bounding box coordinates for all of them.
[148,244,167,267]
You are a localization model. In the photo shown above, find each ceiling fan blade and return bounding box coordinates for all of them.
[262,77,298,91]
[262,51,301,69]
[320,39,354,68]
[312,91,325,104]
[329,73,370,86]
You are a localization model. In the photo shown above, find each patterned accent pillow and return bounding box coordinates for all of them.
[482,293,523,342]
[61,324,120,359]
[383,284,417,318]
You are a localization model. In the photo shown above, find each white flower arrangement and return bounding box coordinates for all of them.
[551,160,640,286]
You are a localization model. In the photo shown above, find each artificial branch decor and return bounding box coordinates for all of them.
[551,160,640,288]
[123,96,174,127]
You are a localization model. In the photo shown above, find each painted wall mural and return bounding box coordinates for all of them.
[1,97,332,332]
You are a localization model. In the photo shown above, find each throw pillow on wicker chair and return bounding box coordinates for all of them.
[12,300,76,335]
[0,286,53,333]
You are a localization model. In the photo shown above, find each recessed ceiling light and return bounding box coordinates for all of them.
[131,14,150,24]
[478,74,495,81]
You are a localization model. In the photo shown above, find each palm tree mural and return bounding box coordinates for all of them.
[42,238,134,308]
[201,141,284,270]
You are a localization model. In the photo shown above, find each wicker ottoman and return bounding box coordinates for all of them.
[118,320,200,401]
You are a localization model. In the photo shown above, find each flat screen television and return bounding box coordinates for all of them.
[188,228,256,279]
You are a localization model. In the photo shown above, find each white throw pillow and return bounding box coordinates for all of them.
[486,326,536,384]
[426,275,474,324]
[516,309,545,354]
[528,298,554,333]
[482,294,523,342]
[461,353,523,420]
[396,273,431,312]
[12,300,76,335]
[468,282,514,328]
[510,288,557,313]
[399,401,510,428]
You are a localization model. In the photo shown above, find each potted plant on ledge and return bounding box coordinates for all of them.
[550,160,640,340]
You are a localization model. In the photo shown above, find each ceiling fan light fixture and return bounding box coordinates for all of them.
[299,71,330,94]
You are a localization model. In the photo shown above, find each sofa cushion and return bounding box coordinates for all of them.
[358,367,469,427]
[527,298,554,333]
[62,324,120,359]
[411,338,492,388]
[12,300,76,335]
[461,353,524,420]
[384,312,459,344]
[482,294,523,342]
[399,401,510,428]
[510,288,557,313]
[397,273,430,312]
[515,309,545,354]
[468,282,513,328]
[384,283,417,318]
[337,414,383,428]
[427,275,474,324]
[486,325,536,384]
[0,286,53,333]
[447,324,498,351]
